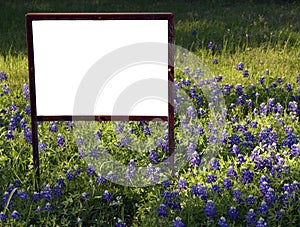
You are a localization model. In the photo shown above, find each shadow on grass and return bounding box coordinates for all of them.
[0,0,299,55]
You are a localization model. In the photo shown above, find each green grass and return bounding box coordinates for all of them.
[1,0,300,226]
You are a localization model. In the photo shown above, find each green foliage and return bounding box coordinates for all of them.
[0,0,300,226]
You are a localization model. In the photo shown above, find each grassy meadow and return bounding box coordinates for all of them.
[0,0,300,226]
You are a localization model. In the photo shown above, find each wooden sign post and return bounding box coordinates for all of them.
[26,13,174,188]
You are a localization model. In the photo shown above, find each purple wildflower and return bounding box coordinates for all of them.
[102,190,113,202]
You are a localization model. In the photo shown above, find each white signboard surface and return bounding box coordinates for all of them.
[32,20,168,116]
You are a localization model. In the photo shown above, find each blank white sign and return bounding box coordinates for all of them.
[32,19,168,116]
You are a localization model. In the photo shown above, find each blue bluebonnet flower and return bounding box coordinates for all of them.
[1,192,9,207]
[190,184,207,200]
[157,204,168,217]
[89,148,99,159]
[183,67,189,75]
[107,171,116,182]
[281,126,299,148]
[119,136,131,148]
[76,136,85,147]
[44,202,52,211]
[192,29,197,35]
[163,191,181,210]
[116,123,124,134]
[223,84,232,96]
[86,164,96,177]
[189,87,197,98]
[66,169,75,181]
[259,76,265,85]
[149,150,158,164]
[24,127,32,143]
[259,179,270,195]
[235,84,244,95]
[79,150,87,159]
[2,84,10,94]
[189,151,201,167]
[222,177,232,190]
[280,191,290,206]
[49,121,58,132]
[34,206,42,213]
[297,73,300,83]
[218,216,228,227]
[213,58,218,64]
[264,187,277,206]
[9,103,17,112]
[125,160,136,180]
[0,212,8,222]
[291,144,300,157]
[104,148,110,153]
[275,210,283,220]
[260,103,267,115]
[228,206,239,220]
[56,134,65,147]
[246,209,257,226]
[206,173,217,183]
[172,216,185,227]
[236,62,244,70]
[230,134,240,146]
[210,158,220,170]
[258,201,269,215]
[178,177,187,190]
[144,126,151,135]
[6,130,14,140]
[8,116,17,131]
[82,192,89,200]
[182,78,191,86]
[95,130,102,140]
[20,119,26,129]
[187,106,196,118]
[102,190,113,202]
[237,154,246,164]
[204,200,215,218]
[285,83,292,92]
[18,191,29,201]
[256,217,267,227]
[75,167,81,176]
[233,188,243,202]
[243,70,249,77]
[237,96,245,106]
[11,210,20,219]
[42,184,52,201]
[96,174,106,185]
[23,84,30,101]
[207,42,213,50]
[246,194,256,204]
[241,167,254,184]
[210,184,221,196]
[227,166,238,179]
[267,98,275,112]
[264,69,269,75]
[25,104,31,115]
[53,185,62,197]
[0,72,7,81]
[32,192,40,202]
[56,178,65,188]
[162,180,171,187]
[288,101,298,113]
[237,133,248,146]
[116,219,127,227]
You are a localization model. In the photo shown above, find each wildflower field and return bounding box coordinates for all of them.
[1,0,300,226]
